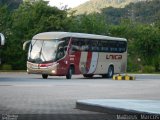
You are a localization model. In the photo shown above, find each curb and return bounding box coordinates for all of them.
[76,99,160,115]
[113,74,135,80]
[76,102,134,114]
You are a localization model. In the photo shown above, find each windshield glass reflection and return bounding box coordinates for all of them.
[28,40,59,63]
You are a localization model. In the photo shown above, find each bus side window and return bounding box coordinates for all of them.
[91,40,95,51]
[103,41,109,52]
[109,41,118,52]
[110,41,113,52]
[100,40,108,52]
[98,41,102,52]
[62,37,69,46]
[57,44,65,60]
[118,41,127,53]
[88,39,92,51]
[91,40,99,52]
[61,37,70,52]
[100,41,105,52]
[80,39,85,51]
[96,40,100,52]
[71,38,81,51]
[81,39,89,51]
[114,41,118,52]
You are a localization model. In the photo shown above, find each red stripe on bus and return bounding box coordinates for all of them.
[86,52,92,73]
[73,51,81,74]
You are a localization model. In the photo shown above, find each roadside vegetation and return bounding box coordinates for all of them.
[0,0,160,73]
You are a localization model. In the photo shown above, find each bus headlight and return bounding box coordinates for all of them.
[51,70,56,74]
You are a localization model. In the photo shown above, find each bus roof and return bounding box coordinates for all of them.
[33,32,127,41]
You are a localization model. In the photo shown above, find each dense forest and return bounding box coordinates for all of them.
[0,0,160,73]
[101,0,160,24]
[0,0,22,10]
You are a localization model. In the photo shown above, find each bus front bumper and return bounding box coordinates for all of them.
[27,61,59,75]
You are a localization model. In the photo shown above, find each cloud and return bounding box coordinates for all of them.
[45,0,89,8]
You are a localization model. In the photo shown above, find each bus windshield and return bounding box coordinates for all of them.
[28,39,59,63]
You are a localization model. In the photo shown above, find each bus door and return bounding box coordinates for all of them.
[70,39,82,74]
[56,42,69,75]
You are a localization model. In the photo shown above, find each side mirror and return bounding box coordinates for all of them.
[59,47,64,51]
[0,33,5,46]
[23,40,31,50]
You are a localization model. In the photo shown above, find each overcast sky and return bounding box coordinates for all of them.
[44,0,89,8]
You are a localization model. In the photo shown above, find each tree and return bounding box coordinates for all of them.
[0,5,12,69]
[0,5,11,34]
[134,24,160,71]
[69,13,109,35]
[0,0,22,10]
[1,0,73,69]
[108,20,160,72]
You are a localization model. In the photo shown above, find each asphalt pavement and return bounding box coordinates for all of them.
[0,72,160,120]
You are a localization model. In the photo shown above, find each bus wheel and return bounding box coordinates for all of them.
[102,66,114,78]
[66,66,74,79]
[42,74,48,79]
[107,66,114,78]
[83,74,93,78]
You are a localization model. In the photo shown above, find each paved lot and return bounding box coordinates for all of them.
[0,72,160,119]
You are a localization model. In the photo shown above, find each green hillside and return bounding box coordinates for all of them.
[72,0,148,14]
[0,0,22,10]
[102,0,160,24]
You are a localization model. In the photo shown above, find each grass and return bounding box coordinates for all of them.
[0,70,26,72]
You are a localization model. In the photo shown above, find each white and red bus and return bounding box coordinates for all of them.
[23,32,127,79]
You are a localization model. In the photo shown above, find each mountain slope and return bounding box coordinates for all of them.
[0,0,22,10]
[101,0,160,24]
[72,0,148,14]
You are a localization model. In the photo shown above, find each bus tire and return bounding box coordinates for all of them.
[42,74,48,79]
[102,65,114,78]
[66,66,74,79]
[83,74,93,78]
[107,65,114,78]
